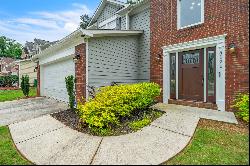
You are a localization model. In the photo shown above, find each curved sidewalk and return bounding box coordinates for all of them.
[9,104,238,165]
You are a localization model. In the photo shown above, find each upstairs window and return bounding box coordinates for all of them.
[177,0,204,29]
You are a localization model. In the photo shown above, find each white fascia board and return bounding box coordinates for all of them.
[32,29,83,61]
[15,59,31,63]
[98,15,118,27]
[88,0,125,27]
[162,34,227,53]
[81,29,143,38]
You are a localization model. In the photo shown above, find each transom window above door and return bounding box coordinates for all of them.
[177,0,204,29]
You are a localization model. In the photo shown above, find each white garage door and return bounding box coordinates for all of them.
[41,58,75,102]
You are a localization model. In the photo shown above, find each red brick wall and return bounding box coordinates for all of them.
[37,62,40,96]
[150,0,249,111]
[75,43,86,104]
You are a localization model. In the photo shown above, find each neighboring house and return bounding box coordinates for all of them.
[0,57,18,76]
[17,39,57,86]
[32,0,249,112]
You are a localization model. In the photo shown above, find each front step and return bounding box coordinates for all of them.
[168,99,218,110]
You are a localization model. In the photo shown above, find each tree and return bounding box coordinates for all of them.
[80,14,91,29]
[21,75,30,97]
[0,36,22,59]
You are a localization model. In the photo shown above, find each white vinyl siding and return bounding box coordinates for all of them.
[41,58,75,102]
[88,36,141,88]
[130,7,150,81]
[97,3,121,27]
[120,16,127,30]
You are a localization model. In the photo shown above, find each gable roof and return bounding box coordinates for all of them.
[116,0,149,16]
[88,0,126,27]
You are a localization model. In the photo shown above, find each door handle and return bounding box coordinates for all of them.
[202,77,204,86]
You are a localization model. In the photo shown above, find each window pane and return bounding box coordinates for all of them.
[182,52,200,64]
[208,51,215,96]
[170,54,176,98]
[180,0,202,27]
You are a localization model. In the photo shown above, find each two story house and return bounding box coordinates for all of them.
[33,0,249,112]
[16,39,57,86]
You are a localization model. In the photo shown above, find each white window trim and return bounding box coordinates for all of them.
[177,0,205,30]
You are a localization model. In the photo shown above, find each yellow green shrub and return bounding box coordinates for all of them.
[233,94,249,122]
[77,82,161,128]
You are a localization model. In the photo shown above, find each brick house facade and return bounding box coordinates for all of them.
[150,0,249,111]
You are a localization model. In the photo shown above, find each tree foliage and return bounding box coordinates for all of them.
[65,75,76,110]
[80,14,91,29]
[0,36,22,59]
[21,75,30,97]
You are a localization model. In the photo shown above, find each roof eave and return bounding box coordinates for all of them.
[88,0,126,27]
[32,29,83,61]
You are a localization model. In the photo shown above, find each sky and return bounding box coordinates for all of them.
[0,0,125,45]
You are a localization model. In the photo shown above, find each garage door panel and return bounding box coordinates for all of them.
[42,58,75,102]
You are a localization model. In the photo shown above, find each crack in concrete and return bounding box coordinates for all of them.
[89,137,103,165]
[16,126,64,144]
[150,124,192,137]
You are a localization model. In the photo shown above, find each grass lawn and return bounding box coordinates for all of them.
[165,119,249,165]
[0,126,31,165]
[0,88,37,102]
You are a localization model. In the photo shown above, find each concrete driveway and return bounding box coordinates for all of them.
[0,97,68,126]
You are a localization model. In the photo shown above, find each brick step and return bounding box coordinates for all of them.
[168,99,218,110]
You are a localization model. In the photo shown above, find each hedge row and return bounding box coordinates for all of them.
[0,75,18,87]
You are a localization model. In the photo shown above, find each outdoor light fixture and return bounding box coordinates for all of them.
[73,53,81,63]
[228,43,236,54]
[34,66,38,72]
[156,54,162,61]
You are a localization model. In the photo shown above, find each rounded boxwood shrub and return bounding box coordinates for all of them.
[77,82,161,128]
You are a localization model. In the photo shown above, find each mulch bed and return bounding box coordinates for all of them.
[51,108,165,136]
[199,118,249,134]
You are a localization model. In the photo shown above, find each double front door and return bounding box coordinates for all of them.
[170,47,216,103]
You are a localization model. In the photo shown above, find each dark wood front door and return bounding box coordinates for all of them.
[179,49,204,101]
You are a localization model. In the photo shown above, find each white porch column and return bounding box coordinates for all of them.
[163,51,170,103]
[216,41,226,111]
[204,48,207,102]
[176,52,179,99]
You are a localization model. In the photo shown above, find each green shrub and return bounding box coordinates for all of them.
[0,75,18,87]
[129,118,151,131]
[21,75,30,97]
[233,94,249,122]
[77,82,161,129]
[90,127,113,136]
[33,79,38,87]
[65,75,75,110]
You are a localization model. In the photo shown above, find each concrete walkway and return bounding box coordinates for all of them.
[9,104,238,165]
[0,97,68,126]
